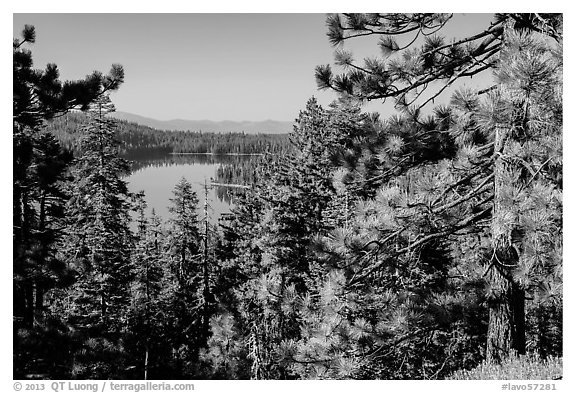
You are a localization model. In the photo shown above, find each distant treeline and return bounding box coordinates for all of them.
[45,112,291,156]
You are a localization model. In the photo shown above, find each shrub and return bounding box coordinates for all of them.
[448,353,562,380]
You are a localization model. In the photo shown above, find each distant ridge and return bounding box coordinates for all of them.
[110,111,293,134]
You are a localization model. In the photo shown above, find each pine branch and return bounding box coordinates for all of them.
[430,161,491,207]
[523,156,554,189]
[431,172,494,214]
[421,22,504,57]
[367,325,439,360]
[416,48,498,109]
[326,20,504,104]
[349,205,492,286]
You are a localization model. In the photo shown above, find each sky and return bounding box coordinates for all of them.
[13,13,495,122]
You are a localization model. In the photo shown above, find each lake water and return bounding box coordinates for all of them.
[125,154,251,223]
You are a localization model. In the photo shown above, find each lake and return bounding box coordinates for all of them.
[125,153,255,223]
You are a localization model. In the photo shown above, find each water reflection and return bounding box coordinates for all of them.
[125,153,255,222]
[125,151,260,172]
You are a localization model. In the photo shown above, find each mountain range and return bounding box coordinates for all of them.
[110,111,293,134]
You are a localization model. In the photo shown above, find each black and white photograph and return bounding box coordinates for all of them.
[10,5,566,387]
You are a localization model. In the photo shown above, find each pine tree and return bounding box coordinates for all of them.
[167,178,201,282]
[127,204,171,379]
[209,98,379,379]
[283,104,485,378]
[313,13,562,369]
[163,177,204,377]
[479,27,562,362]
[13,24,124,378]
[13,24,124,327]
[60,95,135,329]
[55,95,135,378]
[199,313,250,379]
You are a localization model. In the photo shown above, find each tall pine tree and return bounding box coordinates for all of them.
[163,178,204,377]
[56,95,135,378]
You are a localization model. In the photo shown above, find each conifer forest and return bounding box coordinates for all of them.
[13,13,563,380]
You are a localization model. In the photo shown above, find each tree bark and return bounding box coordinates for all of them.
[486,256,526,363]
[486,125,526,363]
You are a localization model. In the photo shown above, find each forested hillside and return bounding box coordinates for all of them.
[45,112,290,156]
[14,13,562,381]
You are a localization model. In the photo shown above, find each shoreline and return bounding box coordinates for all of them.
[169,152,264,156]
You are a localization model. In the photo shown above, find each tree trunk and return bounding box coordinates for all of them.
[202,218,210,341]
[144,344,149,380]
[536,306,548,358]
[100,285,107,325]
[487,125,526,363]
[486,257,526,363]
[35,193,47,316]
[24,282,34,327]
